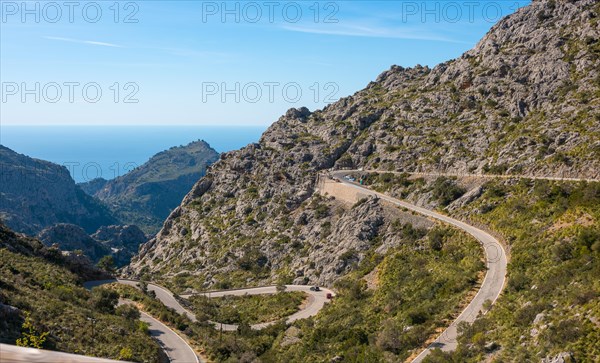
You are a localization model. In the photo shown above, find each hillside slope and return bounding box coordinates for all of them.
[35,223,147,266]
[37,223,111,263]
[128,0,599,285]
[81,140,219,234]
[0,146,118,235]
[0,223,160,361]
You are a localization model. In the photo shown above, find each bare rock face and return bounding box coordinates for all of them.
[0,146,118,235]
[38,224,109,262]
[80,140,219,234]
[291,198,386,285]
[92,224,148,266]
[127,0,600,286]
[38,223,148,266]
[542,352,574,363]
[92,225,147,252]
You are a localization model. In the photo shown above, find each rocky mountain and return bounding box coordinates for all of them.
[37,223,147,266]
[78,177,108,196]
[38,224,110,262]
[92,224,148,265]
[0,145,118,235]
[80,140,219,234]
[0,222,109,283]
[127,0,599,289]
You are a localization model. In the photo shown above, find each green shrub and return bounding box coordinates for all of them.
[16,312,48,349]
[431,177,466,206]
[115,304,141,320]
[89,288,119,313]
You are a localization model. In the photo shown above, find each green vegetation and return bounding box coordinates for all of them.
[359,174,600,361]
[188,292,305,325]
[16,312,49,349]
[268,226,483,362]
[106,284,193,332]
[81,140,220,234]
[122,217,484,362]
[423,180,600,362]
[0,241,160,362]
[96,255,116,273]
[104,283,290,363]
[156,222,481,362]
[430,177,466,206]
[362,172,426,200]
[126,178,596,362]
[364,174,470,210]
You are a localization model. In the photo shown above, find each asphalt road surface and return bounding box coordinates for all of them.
[84,280,199,363]
[181,285,335,331]
[139,311,199,363]
[330,170,508,362]
[87,279,334,344]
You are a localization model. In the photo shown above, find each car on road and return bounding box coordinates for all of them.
[310,286,321,291]
[326,293,333,299]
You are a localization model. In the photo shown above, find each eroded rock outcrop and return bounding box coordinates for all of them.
[80,140,219,234]
[0,146,118,235]
[127,0,600,288]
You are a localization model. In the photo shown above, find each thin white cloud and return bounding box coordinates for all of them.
[281,24,469,44]
[160,47,231,58]
[44,36,124,48]
[43,37,229,58]
[84,40,123,48]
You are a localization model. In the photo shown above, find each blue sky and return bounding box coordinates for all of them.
[1,1,530,126]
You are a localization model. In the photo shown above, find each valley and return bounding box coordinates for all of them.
[1,0,599,362]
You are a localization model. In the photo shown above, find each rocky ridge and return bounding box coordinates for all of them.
[127,0,599,288]
[0,145,118,235]
[0,222,110,281]
[80,140,219,234]
[38,223,147,266]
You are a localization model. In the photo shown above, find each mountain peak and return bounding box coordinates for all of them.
[128,0,600,283]
[86,140,220,234]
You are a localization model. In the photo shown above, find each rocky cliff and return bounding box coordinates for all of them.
[38,223,110,262]
[127,0,599,288]
[92,224,148,266]
[80,140,219,234]
[0,146,118,235]
[38,223,147,266]
[0,222,110,282]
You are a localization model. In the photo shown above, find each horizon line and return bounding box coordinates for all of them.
[0,124,270,127]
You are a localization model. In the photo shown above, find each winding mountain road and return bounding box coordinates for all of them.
[1,281,201,363]
[181,285,335,331]
[360,170,599,183]
[84,280,200,363]
[138,311,199,363]
[82,171,596,362]
[29,168,595,363]
[327,171,509,362]
[87,279,199,322]
[87,280,334,331]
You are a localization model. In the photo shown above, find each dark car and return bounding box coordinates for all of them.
[310,286,321,292]
[326,293,333,299]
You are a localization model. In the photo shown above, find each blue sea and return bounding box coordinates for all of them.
[0,126,266,183]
